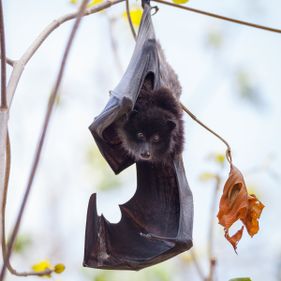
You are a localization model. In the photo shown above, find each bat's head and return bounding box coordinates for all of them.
[118,107,178,163]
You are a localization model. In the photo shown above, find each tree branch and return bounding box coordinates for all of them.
[0,55,15,67]
[0,0,9,277]
[152,0,281,34]
[5,58,14,67]
[0,0,90,279]
[0,0,7,109]
[0,0,276,278]
[0,133,53,278]
[1,131,10,270]
[6,0,124,109]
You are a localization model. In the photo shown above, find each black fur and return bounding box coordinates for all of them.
[117,87,184,163]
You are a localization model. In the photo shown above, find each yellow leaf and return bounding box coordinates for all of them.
[32,260,53,278]
[69,0,78,4]
[32,260,53,272]
[172,0,189,4]
[54,264,65,274]
[87,0,104,8]
[122,8,143,27]
[199,172,217,182]
[214,153,225,165]
[207,152,226,166]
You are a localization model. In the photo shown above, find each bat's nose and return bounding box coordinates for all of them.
[141,151,151,159]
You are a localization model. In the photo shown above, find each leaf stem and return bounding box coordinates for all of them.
[152,0,281,34]
[181,103,232,164]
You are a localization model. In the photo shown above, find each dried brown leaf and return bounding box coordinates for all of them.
[224,226,244,253]
[217,165,264,251]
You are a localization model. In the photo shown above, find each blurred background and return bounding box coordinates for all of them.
[3,0,281,280]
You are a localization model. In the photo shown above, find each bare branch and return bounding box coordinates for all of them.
[0,133,52,278]
[1,131,10,268]
[153,0,281,34]
[6,0,124,109]
[5,58,14,67]
[0,0,7,109]
[0,110,8,279]
[0,55,15,67]
[0,0,90,279]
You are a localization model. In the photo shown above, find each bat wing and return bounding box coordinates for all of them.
[83,160,193,270]
[89,4,160,174]
[84,3,193,270]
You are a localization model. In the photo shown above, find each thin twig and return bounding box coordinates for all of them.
[6,0,124,109]
[206,258,216,281]
[0,0,90,279]
[181,103,232,164]
[1,131,10,270]
[5,58,14,67]
[190,249,206,281]
[152,0,281,34]
[0,132,52,277]
[0,0,7,109]
[0,1,124,278]
[125,0,137,39]
[0,55,15,67]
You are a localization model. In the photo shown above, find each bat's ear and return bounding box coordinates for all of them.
[167,120,176,131]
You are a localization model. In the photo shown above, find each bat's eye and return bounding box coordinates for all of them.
[152,134,160,143]
[137,132,145,140]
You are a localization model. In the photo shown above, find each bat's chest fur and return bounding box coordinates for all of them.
[117,87,184,163]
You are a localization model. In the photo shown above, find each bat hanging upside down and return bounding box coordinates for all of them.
[116,86,184,163]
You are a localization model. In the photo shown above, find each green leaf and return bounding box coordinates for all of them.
[206,30,223,49]
[13,235,32,253]
[95,271,111,281]
[235,69,264,108]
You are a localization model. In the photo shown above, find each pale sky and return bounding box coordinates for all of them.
[3,0,281,280]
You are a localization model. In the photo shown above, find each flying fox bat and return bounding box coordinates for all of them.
[84,2,193,271]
